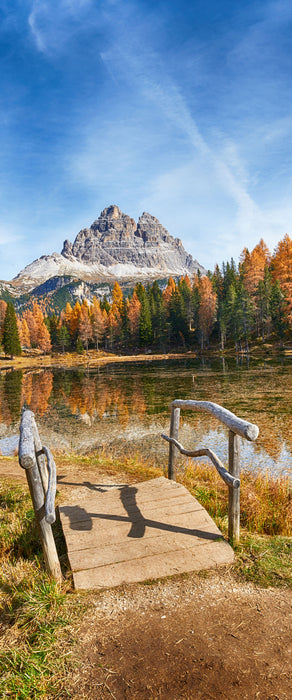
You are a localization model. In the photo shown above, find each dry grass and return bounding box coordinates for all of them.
[178,459,292,537]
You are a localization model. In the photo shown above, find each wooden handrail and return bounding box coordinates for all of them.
[162,400,259,544]
[161,434,240,489]
[19,409,62,581]
[170,400,259,441]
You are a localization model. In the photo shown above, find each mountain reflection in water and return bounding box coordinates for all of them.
[0,357,291,478]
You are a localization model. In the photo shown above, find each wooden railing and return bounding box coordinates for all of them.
[19,409,62,581]
[162,400,259,543]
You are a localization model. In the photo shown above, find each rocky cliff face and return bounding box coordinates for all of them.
[12,205,205,289]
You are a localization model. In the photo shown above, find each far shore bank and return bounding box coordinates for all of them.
[0,349,197,372]
[0,341,287,372]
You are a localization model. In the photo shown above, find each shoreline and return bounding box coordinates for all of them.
[0,342,286,372]
[0,349,197,372]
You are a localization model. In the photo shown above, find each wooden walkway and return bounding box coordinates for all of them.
[59,476,234,590]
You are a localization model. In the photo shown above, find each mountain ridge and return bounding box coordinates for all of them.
[8,205,205,293]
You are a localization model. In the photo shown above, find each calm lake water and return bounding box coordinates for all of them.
[0,356,291,478]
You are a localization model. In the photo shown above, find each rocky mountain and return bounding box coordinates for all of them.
[11,206,205,292]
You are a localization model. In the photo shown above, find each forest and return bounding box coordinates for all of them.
[1,234,292,356]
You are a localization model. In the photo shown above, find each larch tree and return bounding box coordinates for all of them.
[24,309,38,347]
[111,281,124,315]
[128,290,141,344]
[70,301,82,342]
[20,318,31,348]
[37,320,52,353]
[272,234,292,325]
[198,276,217,349]
[91,296,106,350]
[0,300,7,341]
[240,239,271,297]
[79,302,92,351]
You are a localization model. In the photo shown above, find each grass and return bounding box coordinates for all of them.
[0,480,85,699]
[0,453,291,697]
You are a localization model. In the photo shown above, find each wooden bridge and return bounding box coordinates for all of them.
[18,402,259,589]
[58,476,234,589]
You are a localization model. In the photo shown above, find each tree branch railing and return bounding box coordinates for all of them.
[18,409,62,581]
[161,400,259,544]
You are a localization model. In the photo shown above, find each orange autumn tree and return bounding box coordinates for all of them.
[79,300,92,351]
[20,318,31,348]
[240,239,271,296]
[0,300,7,341]
[272,234,292,325]
[32,302,51,352]
[196,276,217,349]
[91,296,106,350]
[162,276,176,311]
[23,303,51,351]
[69,301,82,343]
[111,281,123,315]
[127,290,141,343]
[24,309,38,346]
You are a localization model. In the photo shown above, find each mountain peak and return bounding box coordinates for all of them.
[13,206,205,290]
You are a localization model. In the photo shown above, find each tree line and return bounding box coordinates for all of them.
[1,233,292,356]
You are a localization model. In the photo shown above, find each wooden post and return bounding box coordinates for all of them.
[168,406,180,480]
[26,461,62,581]
[19,410,62,582]
[32,416,49,493]
[228,430,240,544]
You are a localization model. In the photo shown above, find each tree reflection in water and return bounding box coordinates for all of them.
[0,359,291,476]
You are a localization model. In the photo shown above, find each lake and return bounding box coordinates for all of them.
[0,356,291,479]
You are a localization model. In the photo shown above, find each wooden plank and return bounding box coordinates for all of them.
[67,527,223,572]
[63,490,199,519]
[59,494,203,531]
[73,541,234,590]
[61,508,221,551]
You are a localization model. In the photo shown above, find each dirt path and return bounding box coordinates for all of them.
[72,572,291,699]
[1,457,291,699]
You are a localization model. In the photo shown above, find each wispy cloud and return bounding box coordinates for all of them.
[28,0,93,55]
[72,2,269,262]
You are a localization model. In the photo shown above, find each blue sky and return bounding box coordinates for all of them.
[0,0,292,280]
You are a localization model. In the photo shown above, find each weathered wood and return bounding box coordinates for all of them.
[32,416,49,493]
[162,434,240,488]
[19,410,36,469]
[168,406,180,480]
[25,460,62,581]
[171,400,259,441]
[19,409,62,580]
[228,430,240,543]
[42,446,57,525]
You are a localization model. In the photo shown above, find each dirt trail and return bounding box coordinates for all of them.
[72,572,291,699]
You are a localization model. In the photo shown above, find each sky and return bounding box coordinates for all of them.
[0,0,292,280]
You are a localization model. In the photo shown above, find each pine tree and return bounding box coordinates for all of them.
[3,303,21,358]
[137,286,152,348]
[58,324,70,353]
